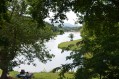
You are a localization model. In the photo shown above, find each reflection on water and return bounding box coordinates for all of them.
[14,32,81,72]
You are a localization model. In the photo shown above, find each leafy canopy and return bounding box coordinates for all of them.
[0,0,55,79]
[44,0,119,79]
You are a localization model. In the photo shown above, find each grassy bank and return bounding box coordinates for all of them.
[34,72,74,79]
[0,70,74,79]
[58,39,81,51]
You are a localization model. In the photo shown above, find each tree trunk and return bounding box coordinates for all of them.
[0,68,8,79]
[0,56,9,79]
[100,73,102,79]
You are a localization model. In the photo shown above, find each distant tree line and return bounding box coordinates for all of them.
[62,26,82,32]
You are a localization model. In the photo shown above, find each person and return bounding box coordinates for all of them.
[26,72,30,79]
[17,69,27,79]
[26,72,34,79]
[16,70,33,79]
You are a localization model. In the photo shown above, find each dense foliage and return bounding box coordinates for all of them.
[47,0,119,79]
[62,26,81,32]
[0,0,55,79]
[1,0,119,79]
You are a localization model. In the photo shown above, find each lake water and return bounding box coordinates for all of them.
[14,32,81,72]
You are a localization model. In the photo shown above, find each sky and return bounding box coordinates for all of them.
[44,11,81,27]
